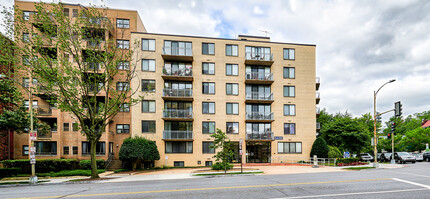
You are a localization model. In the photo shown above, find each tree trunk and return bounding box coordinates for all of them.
[132,161,137,171]
[90,139,100,179]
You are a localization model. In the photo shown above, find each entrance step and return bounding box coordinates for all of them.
[106,160,123,171]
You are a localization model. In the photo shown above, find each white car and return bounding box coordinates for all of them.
[411,153,423,162]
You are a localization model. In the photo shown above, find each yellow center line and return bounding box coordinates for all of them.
[9,178,391,199]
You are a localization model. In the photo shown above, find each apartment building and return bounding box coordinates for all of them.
[130,33,319,167]
[13,0,145,160]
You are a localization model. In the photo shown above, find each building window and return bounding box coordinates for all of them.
[283,67,295,79]
[245,46,271,60]
[226,44,238,56]
[202,62,215,75]
[142,79,156,92]
[284,123,296,135]
[226,64,238,76]
[63,146,69,155]
[205,161,213,166]
[142,121,156,133]
[202,43,215,55]
[23,145,29,156]
[72,9,78,17]
[226,122,239,134]
[202,142,215,154]
[116,82,129,91]
[72,146,78,155]
[284,104,296,116]
[142,39,155,51]
[164,41,192,56]
[34,141,57,155]
[23,11,31,21]
[63,8,69,17]
[82,142,105,155]
[246,123,271,135]
[174,161,185,167]
[226,103,239,115]
[22,78,30,88]
[165,141,193,153]
[283,48,295,60]
[72,123,78,131]
[116,124,130,134]
[278,142,302,153]
[202,122,215,134]
[117,40,130,49]
[142,59,156,71]
[24,100,38,109]
[202,82,215,94]
[117,61,130,70]
[119,103,130,112]
[22,33,29,42]
[283,86,295,97]
[63,123,70,131]
[202,102,215,114]
[142,100,156,113]
[116,18,130,28]
[226,83,239,95]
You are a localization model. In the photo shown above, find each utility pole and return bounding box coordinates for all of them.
[29,75,37,184]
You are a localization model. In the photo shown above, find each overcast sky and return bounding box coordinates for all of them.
[2,0,430,124]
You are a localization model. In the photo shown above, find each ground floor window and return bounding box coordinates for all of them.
[72,146,78,155]
[202,142,215,154]
[22,145,29,156]
[63,146,69,155]
[34,141,57,155]
[174,161,184,167]
[82,141,106,155]
[165,141,192,153]
[205,161,213,167]
[246,142,271,163]
[277,142,302,154]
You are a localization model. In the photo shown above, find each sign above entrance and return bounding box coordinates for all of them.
[274,136,283,140]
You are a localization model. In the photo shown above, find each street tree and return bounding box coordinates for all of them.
[310,137,329,158]
[1,2,141,178]
[119,137,160,171]
[210,128,234,174]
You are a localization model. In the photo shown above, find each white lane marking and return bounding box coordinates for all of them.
[273,188,427,199]
[393,172,430,178]
[392,178,430,189]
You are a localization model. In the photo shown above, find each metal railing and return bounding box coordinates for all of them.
[245,52,273,61]
[163,109,193,119]
[163,130,193,140]
[82,152,106,156]
[316,92,320,99]
[105,153,114,169]
[162,68,193,77]
[246,92,273,100]
[272,157,337,167]
[163,88,193,97]
[316,107,320,114]
[316,77,320,84]
[162,47,193,56]
[245,72,273,81]
[246,112,274,120]
[37,105,52,116]
[246,132,274,140]
[35,152,57,156]
[316,122,321,129]
[37,131,53,139]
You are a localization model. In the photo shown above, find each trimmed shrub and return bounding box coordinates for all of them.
[37,169,105,177]
[79,159,105,170]
[328,146,342,158]
[0,168,21,179]
[1,159,79,174]
[310,137,329,158]
[119,137,160,170]
[211,162,233,170]
[337,158,360,164]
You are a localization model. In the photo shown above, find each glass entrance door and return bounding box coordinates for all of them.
[246,142,271,163]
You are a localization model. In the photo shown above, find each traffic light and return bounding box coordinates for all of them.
[376,112,382,123]
[391,122,396,132]
[395,101,402,117]
[387,133,391,139]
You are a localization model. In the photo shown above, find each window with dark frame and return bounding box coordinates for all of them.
[165,141,193,153]
[283,48,295,60]
[142,121,156,133]
[63,8,69,17]
[142,100,156,113]
[119,103,130,112]
[202,102,215,114]
[284,104,296,116]
[202,122,215,134]
[202,43,215,55]
[142,79,156,92]
[226,83,239,95]
[116,124,130,134]
[141,59,156,71]
[82,142,105,155]
[283,67,295,79]
[226,122,239,134]
[284,123,296,135]
[226,64,238,76]
[117,61,130,70]
[72,123,78,131]
[116,82,129,91]
[226,44,238,56]
[142,39,155,51]
[117,40,130,49]
[23,145,29,156]
[116,18,130,28]
[202,62,215,75]
[202,82,215,94]
[283,86,295,97]
[205,161,213,166]
[63,146,70,155]
[72,146,78,155]
[278,142,302,153]
[202,142,215,154]
[72,9,78,17]
[63,123,70,131]
[226,103,239,115]
[174,161,185,167]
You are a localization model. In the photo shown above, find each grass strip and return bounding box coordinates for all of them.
[193,171,263,176]
[342,167,375,170]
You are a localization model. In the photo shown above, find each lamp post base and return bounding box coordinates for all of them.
[29,176,38,184]
[372,162,379,168]
[390,159,396,164]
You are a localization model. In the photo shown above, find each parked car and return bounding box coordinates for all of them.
[423,151,430,162]
[358,153,374,162]
[380,153,392,162]
[411,153,423,162]
[377,153,383,161]
[394,152,416,164]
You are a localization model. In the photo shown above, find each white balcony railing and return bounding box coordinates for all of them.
[245,72,273,81]
[163,88,192,98]
[162,67,193,77]
[316,92,320,99]
[245,52,273,61]
[246,112,274,120]
[162,47,193,56]
[163,109,193,119]
[246,92,273,101]
[316,77,320,84]
[316,107,321,114]
[163,130,193,140]
[246,132,274,140]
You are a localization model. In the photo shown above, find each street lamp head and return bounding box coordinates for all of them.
[389,79,396,83]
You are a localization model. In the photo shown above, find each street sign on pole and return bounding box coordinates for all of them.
[30,158,36,164]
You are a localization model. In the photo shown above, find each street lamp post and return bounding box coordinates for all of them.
[373,79,395,167]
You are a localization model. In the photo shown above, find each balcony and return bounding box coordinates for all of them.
[162,88,193,101]
[37,131,53,139]
[162,68,193,81]
[316,77,320,90]
[316,122,321,131]
[246,132,274,141]
[245,72,274,85]
[163,109,193,121]
[316,107,321,116]
[316,92,320,104]
[245,112,274,122]
[162,47,193,62]
[245,92,274,104]
[163,130,193,140]
[245,52,274,66]
[37,105,52,116]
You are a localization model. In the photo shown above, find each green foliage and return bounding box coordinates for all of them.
[328,145,342,158]
[79,159,105,170]
[1,159,79,173]
[310,137,329,158]
[0,79,30,134]
[0,168,22,179]
[114,168,130,173]
[336,158,360,164]
[119,137,160,170]
[210,129,234,173]
[37,169,105,177]
[211,162,234,170]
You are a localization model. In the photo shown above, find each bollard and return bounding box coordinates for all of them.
[312,155,319,168]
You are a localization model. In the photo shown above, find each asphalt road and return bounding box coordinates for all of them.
[3,162,430,199]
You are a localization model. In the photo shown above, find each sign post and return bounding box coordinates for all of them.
[239,139,243,173]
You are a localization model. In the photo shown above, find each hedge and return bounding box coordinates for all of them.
[1,159,79,173]
[0,168,22,179]
[79,159,105,170]
[336,158,360,164]
[211,162,233,170]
